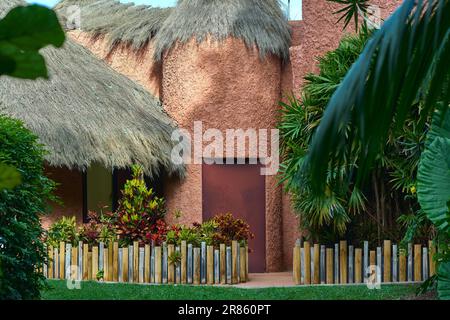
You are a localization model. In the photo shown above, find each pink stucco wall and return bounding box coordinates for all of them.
[161,37,284,271]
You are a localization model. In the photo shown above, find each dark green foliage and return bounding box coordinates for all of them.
[327,0,370,30]
[0,116,56,300]
[279,30,425,243]
[0,4,65,79]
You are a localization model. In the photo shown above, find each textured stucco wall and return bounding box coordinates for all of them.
[68,31,162,98]
[42,166,83,229]
[161,37,284,271]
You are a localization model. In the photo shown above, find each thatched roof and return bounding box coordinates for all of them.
[55,0,172,51]
[0,0,185,178]
[153,0,291,61]
[55,0,291,61]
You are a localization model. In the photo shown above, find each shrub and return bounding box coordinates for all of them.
[78,211,116,247]
[211,213,254,247]
[113,165,166,246]
[0,116,56,300]
[45,216,79,248]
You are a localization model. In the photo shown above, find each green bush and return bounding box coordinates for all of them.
[0,116,56,300]
[45,216,79,248]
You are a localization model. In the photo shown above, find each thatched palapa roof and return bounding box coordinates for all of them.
[0,0,185,178]
[153,0,291,61]
[55,0,173,51]
[55,0,291,61]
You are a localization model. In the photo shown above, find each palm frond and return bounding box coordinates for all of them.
[306,0,450,194]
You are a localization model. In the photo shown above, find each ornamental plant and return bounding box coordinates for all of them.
[113,165,166,246]
[211,213,255,247]
[78,211,116,247]
[45,216,79,248]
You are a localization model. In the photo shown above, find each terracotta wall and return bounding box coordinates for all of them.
[42,166,83,229]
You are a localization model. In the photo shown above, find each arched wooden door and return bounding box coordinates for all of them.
[202,162,266,273]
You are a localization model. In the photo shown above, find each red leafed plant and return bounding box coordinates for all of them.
[212,213,255,247]
[113,165,166,246]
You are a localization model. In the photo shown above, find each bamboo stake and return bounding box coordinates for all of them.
[326,248,333,284]
[384,240,392,283]
[304,241,311,284]
[340,240,347,284]
[293,245,301,285]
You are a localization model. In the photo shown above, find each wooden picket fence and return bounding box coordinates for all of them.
[44,240,248,285]
[293,240,437,285]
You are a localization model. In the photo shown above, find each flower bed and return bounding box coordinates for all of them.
[43,165,254,285]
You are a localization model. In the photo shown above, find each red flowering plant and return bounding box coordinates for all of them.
[112,165,167,246]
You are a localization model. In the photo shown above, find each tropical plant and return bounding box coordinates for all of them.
[78,211,116,247]
[302,0,449,299]
[0,116,57,300]
[211,213,254,247]
[45,216,79,248]
[0,4,64,300]
[113,164,166,246]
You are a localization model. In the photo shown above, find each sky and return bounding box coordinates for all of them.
[25,0,302,20]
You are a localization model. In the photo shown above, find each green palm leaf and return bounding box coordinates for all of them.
[306,0,450,193]
[438,261,450,300]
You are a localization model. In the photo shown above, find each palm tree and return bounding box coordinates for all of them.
[303,0,449,298]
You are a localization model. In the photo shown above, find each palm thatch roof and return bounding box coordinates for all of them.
[0,0,185,178]
[55,0,291,61]
[153,0,291,61]
[55,0,173,51]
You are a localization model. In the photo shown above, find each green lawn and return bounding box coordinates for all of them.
[42,280,420,300]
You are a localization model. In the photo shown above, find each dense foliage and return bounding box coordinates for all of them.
[45,216,79,248]
[279,30,429,244]
[302,0,449,298]
[0,116,56,300]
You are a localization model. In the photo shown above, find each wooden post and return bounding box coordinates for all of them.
[363,241,369,282]
[71,246,78,280]
[369,250,376,282]
[392,244,398,282]
[339,240,347,284]
[207,246,214,285]
[107,244,113,281]
[304,241,311,284]
[168,244,175,284]
[293,245,301,285]
[83,243,89,280]
[122,247,129,282]
[104,248,109,281]
[54,248,59,279]
[376,247,382,283]
[48,246,54,279]
[245,244,249,281]
[59,242,65,280]
[226,246,232,284]
[133,241,139,283]
[320,245,326,284]
[194,247,201,285]
[232,241,238,284]
[220,244,226,284]
[78,242,83,281]
[423,247,429,280]
[429,241,436,277]
[407,243,413,282]
[313,244,320,284]
[139,247,145,283]
[399,251,407,282]
[326,248,333,284]
[201,242,207,284]
[128,245,133,282]
[181,241,187,284]
[414,244,422,282]
[214,249,220,284]
[384,240,392,283]
[162,243,168,284]
[334,243,339,284]
[145,244,151,283]
[355,248,362,283]
[176,246,181,284]
[239,246,246,283]
[87,251,93,280]
[348,245,354,283]
[155,246,162,284]
[187,244,193,284]
[113,242,119,282]
[92,245,99,281]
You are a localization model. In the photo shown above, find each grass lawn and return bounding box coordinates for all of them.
[42,280,420,300]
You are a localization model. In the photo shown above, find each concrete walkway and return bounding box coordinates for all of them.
[233,272,296,288]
